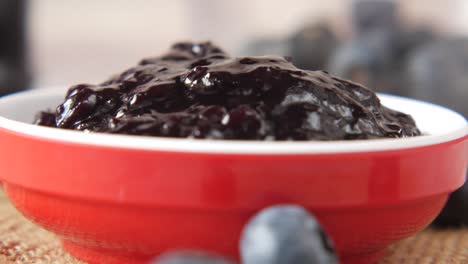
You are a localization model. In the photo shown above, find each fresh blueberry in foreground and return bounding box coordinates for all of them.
[151,250,236,264]
[240,205,338,264]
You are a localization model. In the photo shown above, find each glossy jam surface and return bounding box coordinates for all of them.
[35,42,420,140]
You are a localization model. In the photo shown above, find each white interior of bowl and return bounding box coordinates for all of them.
[0,88,466,154]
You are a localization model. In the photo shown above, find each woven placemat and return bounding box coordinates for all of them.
[1,190,467,264]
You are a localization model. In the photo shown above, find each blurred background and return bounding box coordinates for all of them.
[0,0,468,115]
[1,0,467,115]
[0,0,467,225]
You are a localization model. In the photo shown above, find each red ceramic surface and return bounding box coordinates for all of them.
[0,88,467,264]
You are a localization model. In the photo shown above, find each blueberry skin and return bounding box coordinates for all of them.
[151,250,236,264]
[240,205,338,264]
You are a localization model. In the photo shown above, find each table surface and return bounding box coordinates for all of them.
[0,189,467,264]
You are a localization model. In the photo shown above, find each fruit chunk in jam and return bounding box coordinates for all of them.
[35,41,420,140]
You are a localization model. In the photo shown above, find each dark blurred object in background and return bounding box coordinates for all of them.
[352,0,399,34]
[328,0,438,96]
[243,0,467,228]
[289,23,338,70]
[433,178,468,228]
[243,0,443,98]
[395,28,436,60]
[0,0,30,96]
[410,39,468,227]
[328,30,399,94]
[407,38,468,117]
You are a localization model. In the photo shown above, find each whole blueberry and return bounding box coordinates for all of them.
[151,250,236,264]
[240,205,338,264]
[289,23,338,71]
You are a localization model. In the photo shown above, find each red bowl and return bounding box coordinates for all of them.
[0,88,466,264]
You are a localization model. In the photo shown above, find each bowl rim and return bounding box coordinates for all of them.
[0,88,466,154]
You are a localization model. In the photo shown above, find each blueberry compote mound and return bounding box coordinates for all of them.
[35,42,420,140]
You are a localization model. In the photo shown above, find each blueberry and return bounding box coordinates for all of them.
[407,38,468,117]
[328,31,399,94]
[352,0,399,34]
[289,23,338,70]
[240,205,338,264]
[150,250,236,264]
[183,66,214,95]
[433,174,468,227]
[55,86,98,128]
[409,41,468,225]
[34,111,56,127]
[395,28,436,60]
[224,105,265,139]
[272,101,320,140]
[127,83,184,113]
[197,105,228,123]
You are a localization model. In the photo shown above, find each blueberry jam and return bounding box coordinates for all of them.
[34,41,420,140]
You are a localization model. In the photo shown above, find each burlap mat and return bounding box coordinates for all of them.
[1,191,467,264]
